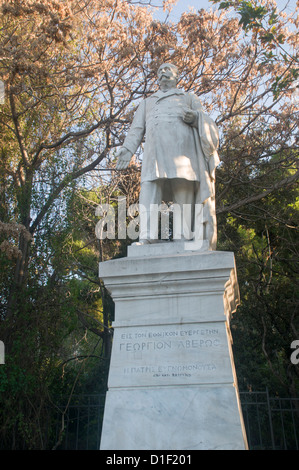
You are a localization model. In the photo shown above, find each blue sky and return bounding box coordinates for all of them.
[158,0,297,21]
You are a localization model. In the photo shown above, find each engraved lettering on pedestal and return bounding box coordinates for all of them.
[108,323,232,387]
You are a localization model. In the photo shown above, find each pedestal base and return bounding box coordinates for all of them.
[99,246,248,450]
[101,385,244,450]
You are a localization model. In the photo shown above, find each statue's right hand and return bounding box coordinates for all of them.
[115,147,133,170]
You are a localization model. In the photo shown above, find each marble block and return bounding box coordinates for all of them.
[127,239,210,258]
[99,249,248,450]
[100,385,245,450]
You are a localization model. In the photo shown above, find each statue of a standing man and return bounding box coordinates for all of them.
[116,63,220,250]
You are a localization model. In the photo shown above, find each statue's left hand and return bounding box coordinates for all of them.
[182,108,198,127]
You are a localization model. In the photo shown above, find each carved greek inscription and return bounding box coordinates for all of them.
[119,338,220,352]
[123,363,217,376]
[115,323,224,384]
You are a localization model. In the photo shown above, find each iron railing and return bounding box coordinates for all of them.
[52,390,299,450]
[53,394,106,450]
[240,389,299,450]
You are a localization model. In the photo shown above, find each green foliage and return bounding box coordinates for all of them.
[214,0,276,31]
[0,182,116,448]
[217,155,299,396]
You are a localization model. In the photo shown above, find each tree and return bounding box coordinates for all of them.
[0,0,153,448]
[1,0,297,310]
[0,0,298,448]
[217,149,299,397]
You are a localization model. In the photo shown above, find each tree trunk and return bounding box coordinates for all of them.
[6,172,33,325]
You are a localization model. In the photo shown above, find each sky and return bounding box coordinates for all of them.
[157,0,298,21]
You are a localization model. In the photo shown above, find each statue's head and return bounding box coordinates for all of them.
[157,63,179,89]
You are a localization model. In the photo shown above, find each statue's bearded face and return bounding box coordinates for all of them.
[157,64,178,88]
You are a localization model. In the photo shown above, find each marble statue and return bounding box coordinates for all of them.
[116,63,220,249]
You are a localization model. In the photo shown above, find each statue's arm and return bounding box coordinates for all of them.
[116,100,146,170]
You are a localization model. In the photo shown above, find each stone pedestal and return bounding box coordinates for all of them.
[99,244,248,450]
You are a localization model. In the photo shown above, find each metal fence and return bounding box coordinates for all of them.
[52,390,299,450]
[53,394,106,450]
[240,390,299,450]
